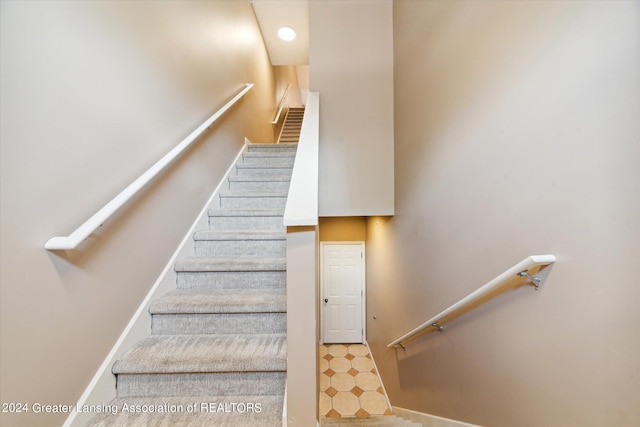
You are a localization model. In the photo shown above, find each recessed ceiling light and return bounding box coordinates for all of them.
[278,26,296,41]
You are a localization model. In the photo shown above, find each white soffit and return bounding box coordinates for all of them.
[252,0,309,66]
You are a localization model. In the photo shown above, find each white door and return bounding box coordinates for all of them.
[322,243,365,344]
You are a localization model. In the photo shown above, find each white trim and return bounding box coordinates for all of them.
[45,84,253,250]
[392,406,483,427]
[319,241,366,345]
[63,142,248,427]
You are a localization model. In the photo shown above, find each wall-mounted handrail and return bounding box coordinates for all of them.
[44,83,254,251]
[387,254,556,348]
[272,83,292,124]
[283,92,319,226]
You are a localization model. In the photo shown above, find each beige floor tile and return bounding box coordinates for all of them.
[319,373,330,391]
[320,344,389,419]
[331,372,356,391]
[332,391,360,416]
[348,344,369,357]
[354,372,380,390]
[319,357,329,372]
[351,356,374,372]
[329,356,351,373]
[319,391,332,416]
[319,345,328,357]
[327,344,348,357]
[359,390,389,415]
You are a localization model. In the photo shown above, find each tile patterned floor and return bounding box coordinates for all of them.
[319,344,391,418]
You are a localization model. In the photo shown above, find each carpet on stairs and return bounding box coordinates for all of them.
[86,143,297,427]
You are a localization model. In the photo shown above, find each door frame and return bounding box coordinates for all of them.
[320,241,366,345]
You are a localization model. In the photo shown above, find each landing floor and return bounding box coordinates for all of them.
[319,344,392,418]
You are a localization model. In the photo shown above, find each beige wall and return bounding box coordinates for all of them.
[309,0,394,217]
[0,1,276,426]
[319,217,367,242]
[367,1,640,426]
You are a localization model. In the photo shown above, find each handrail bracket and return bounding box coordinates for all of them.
[432,322,445,333]
[517,270,541,290]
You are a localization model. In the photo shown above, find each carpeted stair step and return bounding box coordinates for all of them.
[86,395,284,427]
[238,157,295,167]
[150,288,286,335]
[193,230,286,257]
[241,151,296,162]
[208,208,285,230]
[228,174,291,191]
[218,190,288,209]
[175,256,286,290]
[320,415,423,426]
[236,161,293,176]
[112,334,286,397]
[247,142,297,152]
[175,257,286,272]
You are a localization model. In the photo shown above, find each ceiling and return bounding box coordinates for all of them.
[251,0,309,66]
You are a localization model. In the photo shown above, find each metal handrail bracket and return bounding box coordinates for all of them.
[387,254,556,348]
[45,83,254,250]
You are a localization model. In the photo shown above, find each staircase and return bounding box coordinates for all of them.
[321,416,423,427]
[277,107,305,143]
[87,142,297,427]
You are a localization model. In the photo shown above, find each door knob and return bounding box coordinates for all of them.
[324,298,328,303]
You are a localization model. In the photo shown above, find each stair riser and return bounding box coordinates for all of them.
[151,313,286,335]
[208,215,284,230]
[176,271,286,290]
[116,372,286,398]
[236,166,293,176]
[247,145,297,153]
[229,180,290,192]
[241,155,295,164]
[194,239,286,257]
[220,196,287,209]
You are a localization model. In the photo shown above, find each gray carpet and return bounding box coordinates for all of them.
[87,143,297,426]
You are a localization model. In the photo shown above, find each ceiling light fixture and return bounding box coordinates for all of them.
[277,26,296,41]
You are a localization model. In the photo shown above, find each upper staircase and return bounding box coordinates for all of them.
[87,143,297,427]
[277,107,305,144]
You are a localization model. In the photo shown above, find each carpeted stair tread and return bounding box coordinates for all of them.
[219,190,289,198]
[193,229,286,241]
[228,174,292,182]
[247,142,297,151]
[112,334,286,374]
[86,395,283,427]
[242,151,296,159]
[236,160,293,167]
[208,208,285,217]
[175,257,286,272]
[150,288,286,314]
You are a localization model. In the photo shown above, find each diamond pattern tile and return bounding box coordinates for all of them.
[319,344,390,418]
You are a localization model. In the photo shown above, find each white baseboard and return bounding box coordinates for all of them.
[63,142,247,427]
[392,406,482,427]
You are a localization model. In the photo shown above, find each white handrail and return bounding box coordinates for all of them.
[272,83,292,124]
[44,83,254,250]
[387,254,556,348]
[283,92,319,226]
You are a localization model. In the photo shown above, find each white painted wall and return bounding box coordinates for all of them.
[309,0,394,216]
[366,1,640,426]
[0,1,276,426]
